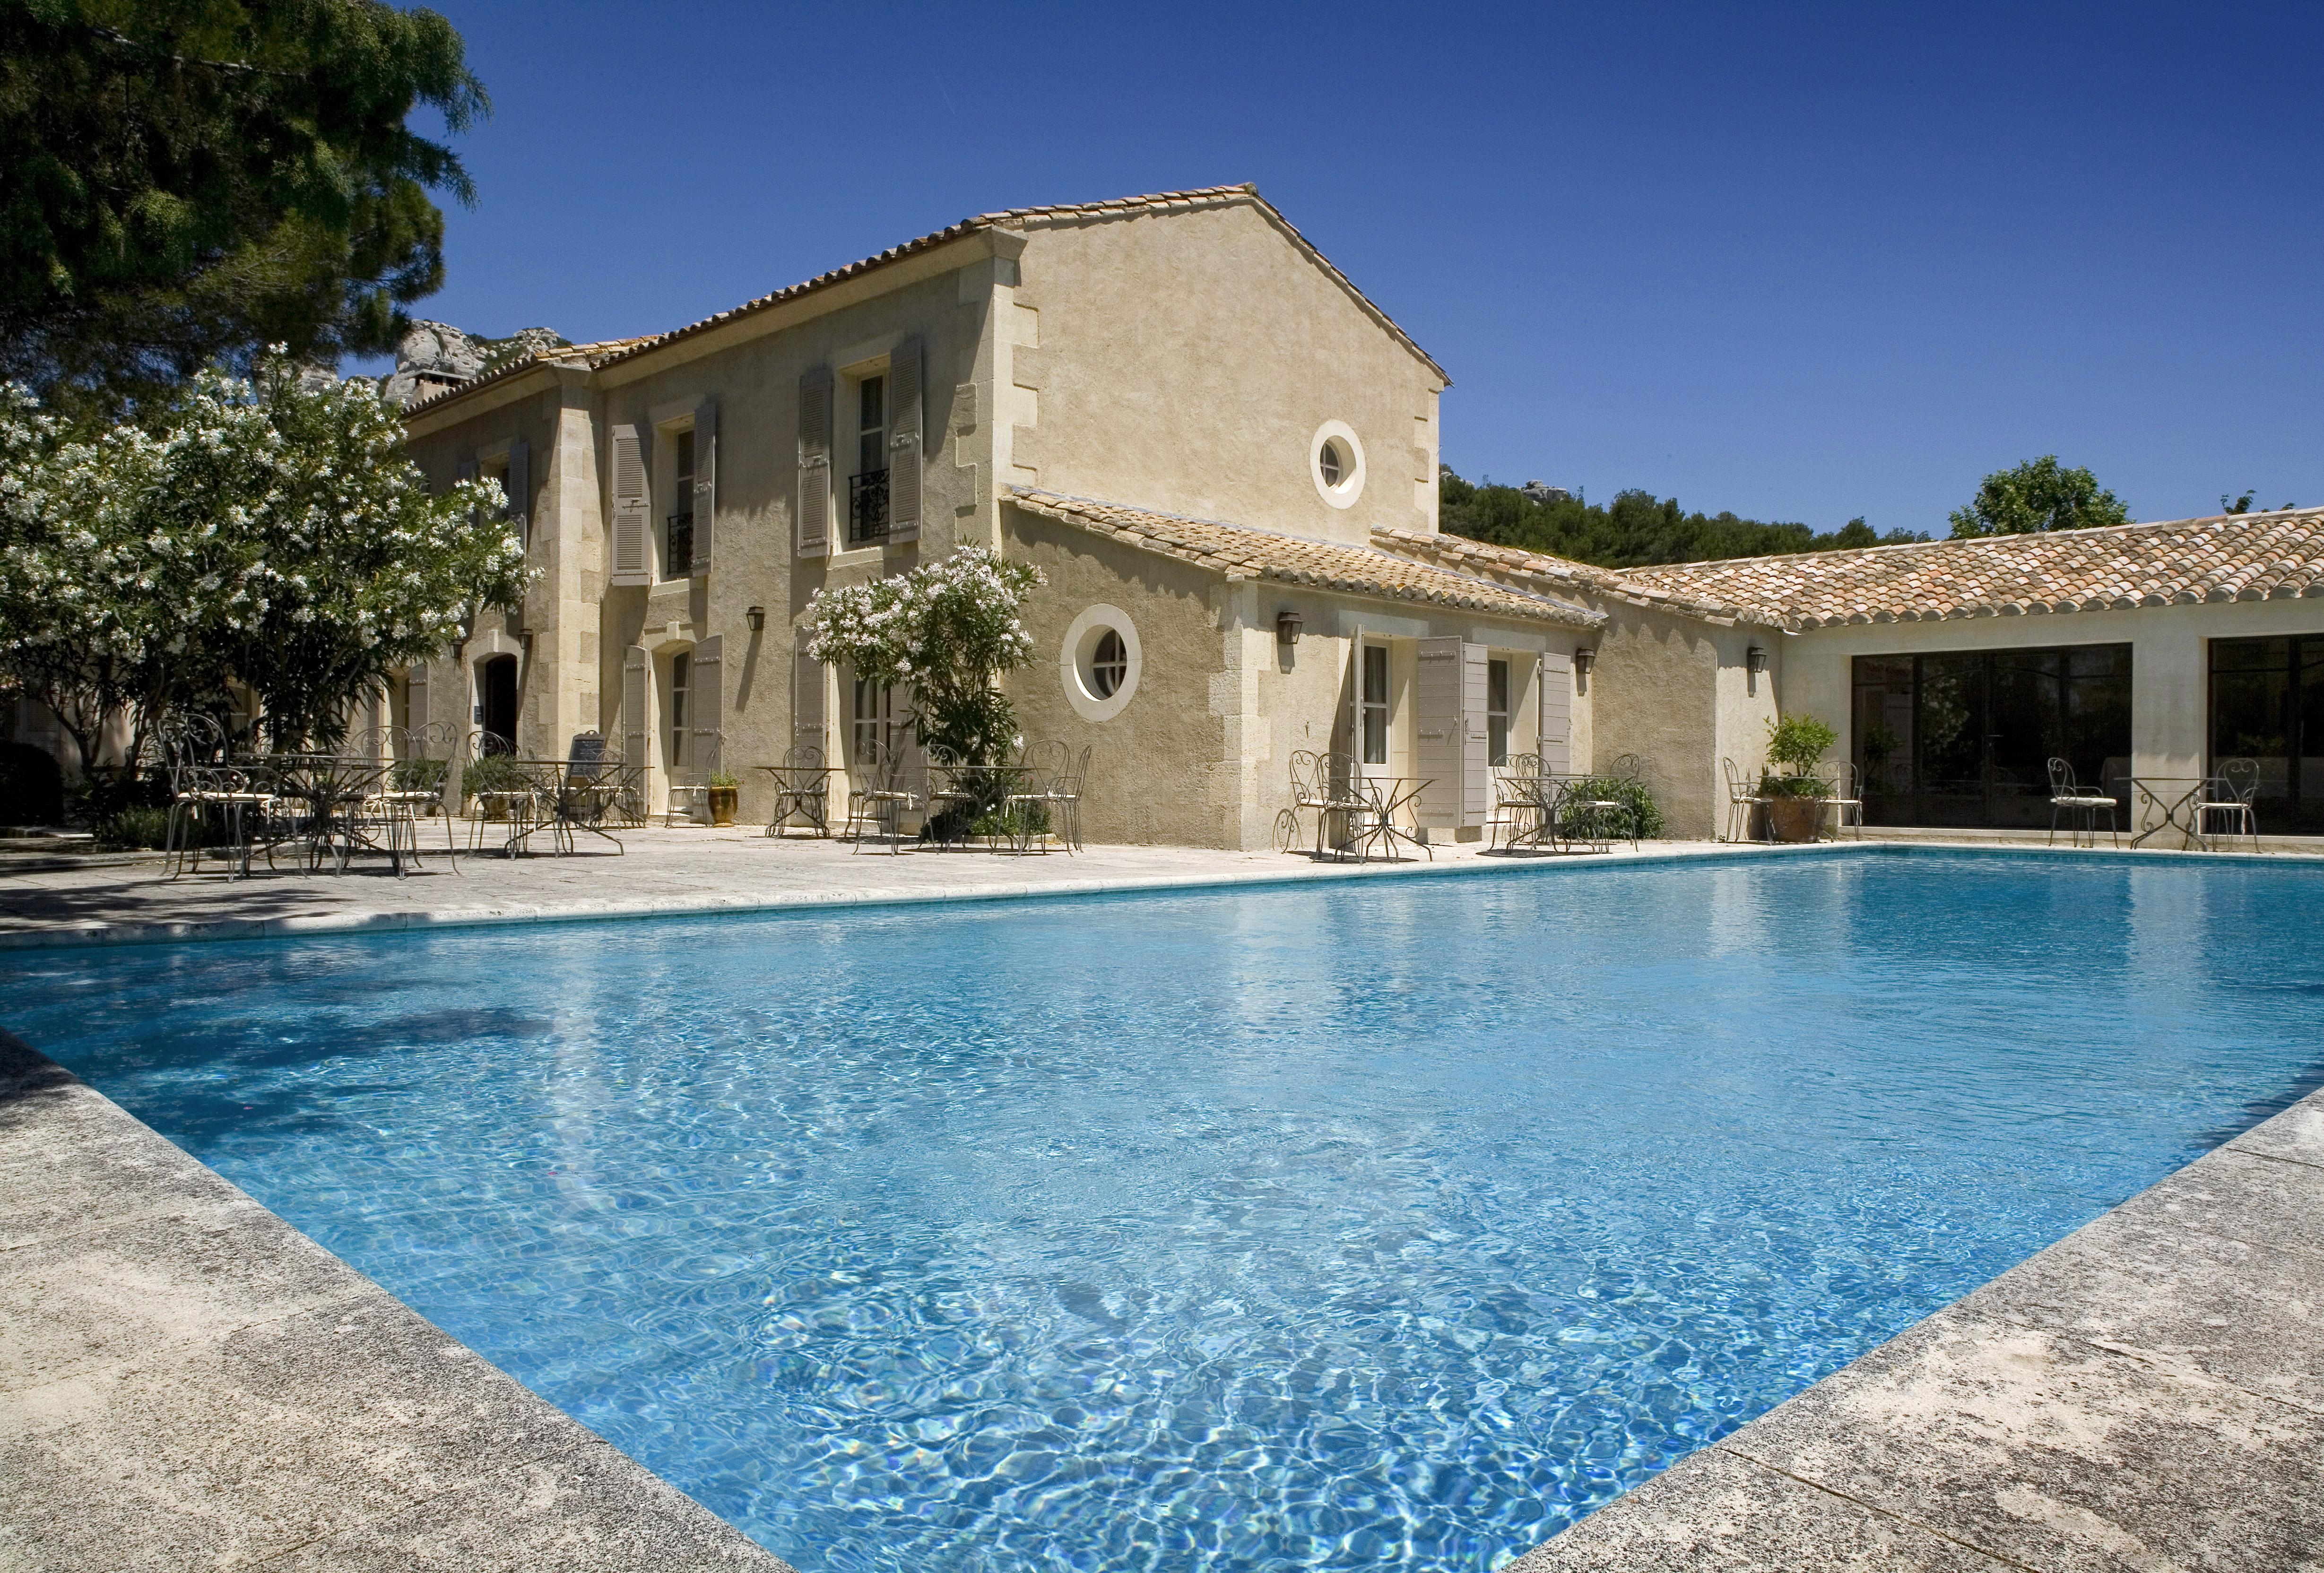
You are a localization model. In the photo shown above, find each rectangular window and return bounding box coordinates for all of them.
[1849,644,2131,828]
[2210,635,2324,831]
[1361,643,1390,767]
[484,459,517,548]
[1486,657,1510,767]
[666,429,695,577]
[852,675,896,763]
[849,375,889,544]
[668,650,690,773]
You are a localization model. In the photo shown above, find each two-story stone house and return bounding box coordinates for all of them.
[399,185,1776,844]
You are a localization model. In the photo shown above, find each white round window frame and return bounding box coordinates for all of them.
[1310,420,1366,510]
[1061,605,1143,722]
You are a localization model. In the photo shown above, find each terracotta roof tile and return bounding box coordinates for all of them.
[1370,525,1780,628]
[406,185,1443,419]
[1619,509,2324,630]
[1009,491,1603,630]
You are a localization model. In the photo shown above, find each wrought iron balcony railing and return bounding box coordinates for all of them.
[666,511,694,575]
[849,468,890,544]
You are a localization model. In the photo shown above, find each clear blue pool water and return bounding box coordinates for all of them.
[8,850,2323,1572]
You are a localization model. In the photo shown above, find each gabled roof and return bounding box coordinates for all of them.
[1371,525,1780,629]
[1621,508,2324,631]
[406,185,1445,419]
[1009,489,1602,630]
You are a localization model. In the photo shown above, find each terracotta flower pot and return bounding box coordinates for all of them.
[707,786,738,827]
[1766,794,1824,843]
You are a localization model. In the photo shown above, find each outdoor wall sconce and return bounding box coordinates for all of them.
[1572,647,1596,677]
[1276,609,1303,646]
[746,605,766,632]
[520,631,534,658]
[1747,645,1769,674]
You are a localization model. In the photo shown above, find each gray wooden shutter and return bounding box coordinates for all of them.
[794,650,825,747]
[798,368,832,558]
[610,425,650,586]
[406,664,429,734]
[1415,637,1462,827]
[1345,627,1363,780]
[691,398,717,574]
[1460,642,1491,827]
[1539,650,1573,775]
[505,439,531,549]
[886,337,923,543]
[690,635,723,778]
[622,645,649,770]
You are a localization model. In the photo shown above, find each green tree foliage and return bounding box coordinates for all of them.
[0,0,486,416]
[0,359,525,765]
[1947,456,2130,539]
[1438,469,1926,568]
[803,546,1045,768]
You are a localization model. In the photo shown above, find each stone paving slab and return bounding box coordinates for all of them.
[0,1034,790,1573]
[1512,1087,2324,1573]
[0,830,1819,951]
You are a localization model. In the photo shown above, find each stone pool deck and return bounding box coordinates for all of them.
[0,1029,791,1572]
[3,834,2321,1571]
[0,828,1786,951]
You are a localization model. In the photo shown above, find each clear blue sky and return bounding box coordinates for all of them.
[389,1,2324,534]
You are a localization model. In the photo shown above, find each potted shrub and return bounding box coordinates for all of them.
[706,770,740,827]
[1761,713,1838,842]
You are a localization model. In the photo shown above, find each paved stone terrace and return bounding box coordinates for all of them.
[0,828,1801,950]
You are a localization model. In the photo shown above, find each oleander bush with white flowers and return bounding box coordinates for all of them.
[0,354,527,770]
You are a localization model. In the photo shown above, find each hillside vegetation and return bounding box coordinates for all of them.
[1439,468,1927,569]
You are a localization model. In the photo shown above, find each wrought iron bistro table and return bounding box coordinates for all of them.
[2128,775,2211,851]
[926,760,1040,852]
[479,759,631,857]
[756,764,837,838]
[261,753,402,875]
[1334,775,1434,861]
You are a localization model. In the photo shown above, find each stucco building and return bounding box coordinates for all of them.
[390,183,2324,849]
[397,185,1691,846]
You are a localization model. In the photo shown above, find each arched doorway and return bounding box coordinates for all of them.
[478,654,519,750]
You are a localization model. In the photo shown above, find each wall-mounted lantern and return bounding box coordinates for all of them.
[1746,645,1769,674]
[1572,647,1596,677]
[1276,609,1303,646]
[520,631,534,658]
[746,605,766,633]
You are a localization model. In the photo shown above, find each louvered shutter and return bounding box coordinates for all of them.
[505,439,531,549]
[610,425,650,585]
[886,337,923,543]
[1345,627,1364,786]
[406,665,429,734]
[690,635,723,778]
[795,650,825,747]
[1539,650,1573,774]
[1460,642,1491,826]
[691,398,717,574]
[798,368,832,558]
[623,645,649,774]
[1415,637,1462,826]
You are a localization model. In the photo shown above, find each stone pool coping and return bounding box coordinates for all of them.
[0,1028,794,1573]
[1510,1082,2324,1572]
[4,844,2321,1570]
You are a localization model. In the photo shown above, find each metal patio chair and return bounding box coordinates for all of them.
[844,736,920,854]
[1489,753,1544,850]
[2046,757,2120,848]
[1826,759,1865,842]
[2194,757,2261,853]
[1721,757,1769,844]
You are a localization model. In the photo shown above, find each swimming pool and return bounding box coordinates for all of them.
[9,850,2322,1572]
